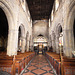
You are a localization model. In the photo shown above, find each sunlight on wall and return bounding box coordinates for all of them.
[49,19,51,27]
[51,10,53,21]
[21,0,26,11]
[55,0,59,11]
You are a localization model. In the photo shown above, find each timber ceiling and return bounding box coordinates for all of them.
[26,0,54,20]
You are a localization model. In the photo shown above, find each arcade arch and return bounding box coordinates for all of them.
[0,1,19,56]
[18,25,25,53]
[56,24,63,54]
[63,4,75,57]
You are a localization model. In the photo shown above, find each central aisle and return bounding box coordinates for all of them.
[22,54,54,75]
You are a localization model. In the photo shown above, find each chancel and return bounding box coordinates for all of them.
[0,0,75,75]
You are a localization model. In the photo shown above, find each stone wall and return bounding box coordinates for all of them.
[33,20,49,40]
[49,0,75,57]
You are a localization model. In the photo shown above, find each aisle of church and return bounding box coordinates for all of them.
[22,54,55,75]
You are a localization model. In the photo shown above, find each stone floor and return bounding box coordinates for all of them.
[22,54,55,75]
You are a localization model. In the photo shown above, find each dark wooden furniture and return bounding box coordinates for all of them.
[61,56,75,75]
[46,52,61,75]
[0,52,35,75]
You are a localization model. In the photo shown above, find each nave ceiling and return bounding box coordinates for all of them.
[26,0,54,20]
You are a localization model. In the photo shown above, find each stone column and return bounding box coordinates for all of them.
[63,29,74,57]
[56,35,60,54]
[26,39,29,52]
[21,37,25,53]
[47,39,50,51]
[50,40,52,47]
[51,34,56,52]
[29,40,30,51]
[24,37,26,52]
[29,39,33,51]
[54,35,56,52]
[49,35,52,48]
[7,29,18,56]
[30,39,34,51]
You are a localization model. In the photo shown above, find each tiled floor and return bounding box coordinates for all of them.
[22,54,55,75]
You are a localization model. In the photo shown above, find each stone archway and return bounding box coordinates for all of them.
[0,1,18,56]
[63,4,75,57]
[18,24,25,53]
[56,24,63,54]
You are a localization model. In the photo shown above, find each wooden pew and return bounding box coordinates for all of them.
[61,56,75,75]
[0,55,22,74]
[15,52,35,74]
[0,52,35,75]
[0,56,15,75]
[46,52,61,75]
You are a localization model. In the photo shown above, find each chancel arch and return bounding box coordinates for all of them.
[33,34,48,54]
